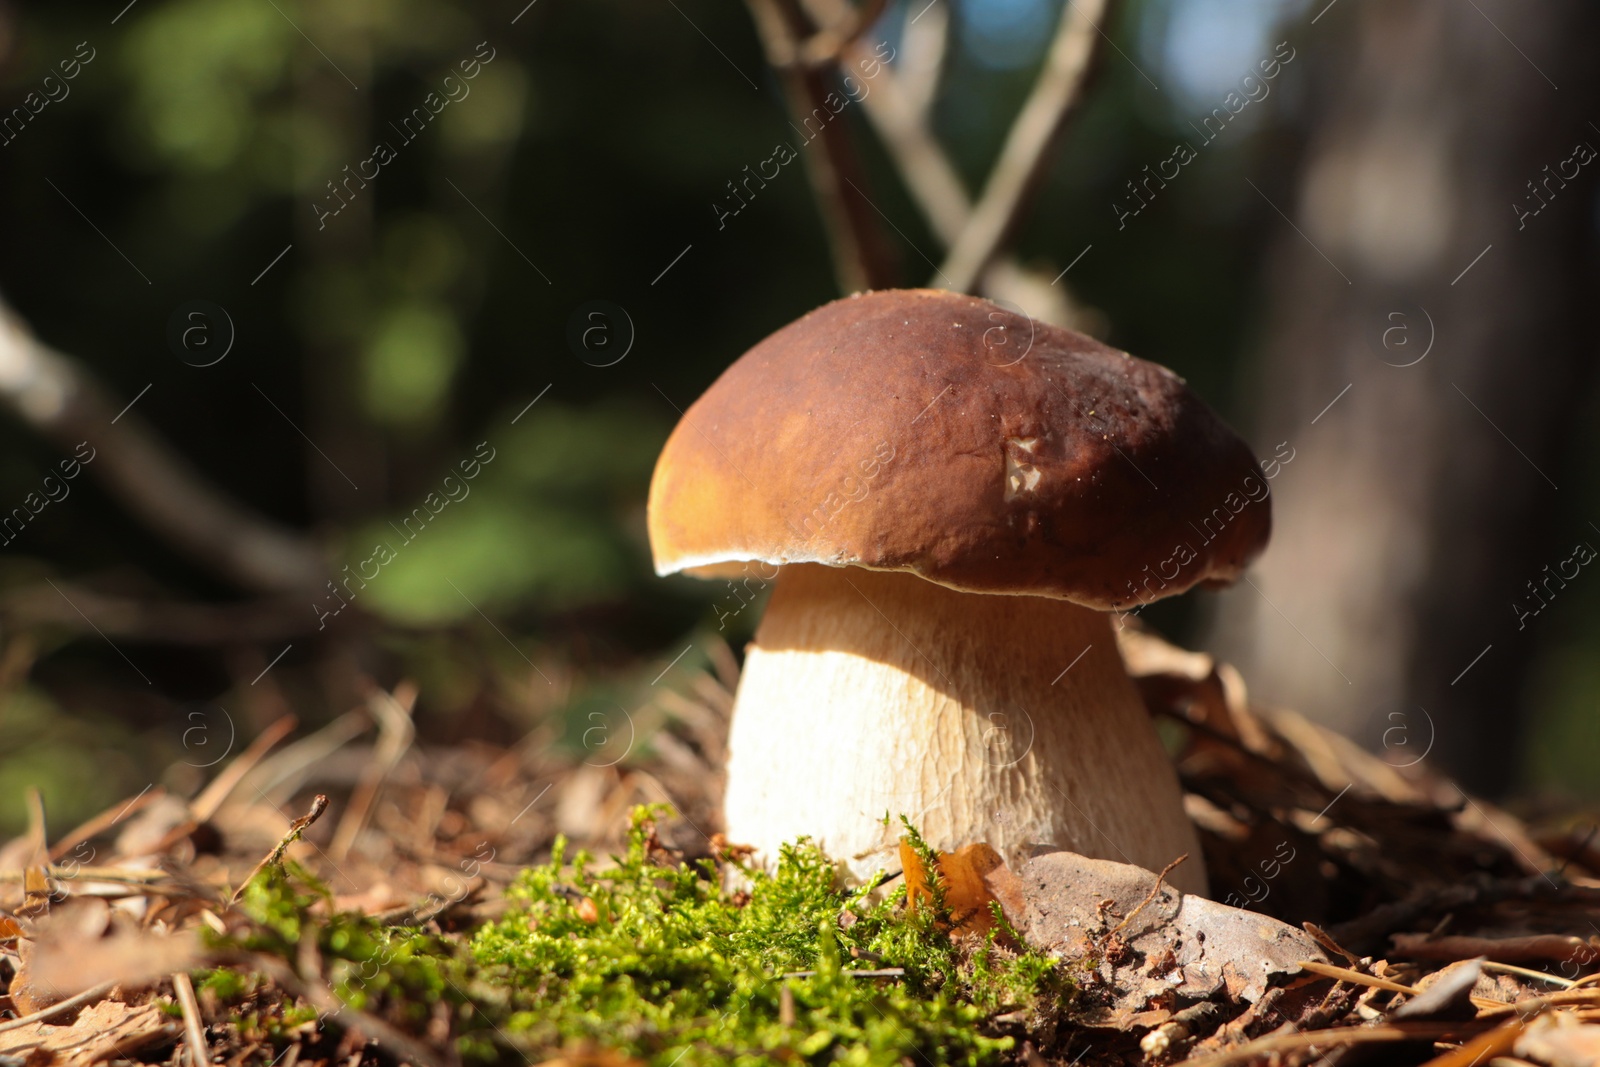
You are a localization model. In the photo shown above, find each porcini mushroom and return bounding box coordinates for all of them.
[648,289,1269,895]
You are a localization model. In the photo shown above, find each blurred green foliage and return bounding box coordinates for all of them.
[343,401,665,623]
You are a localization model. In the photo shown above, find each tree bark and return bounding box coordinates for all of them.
[1212,0,1600,795]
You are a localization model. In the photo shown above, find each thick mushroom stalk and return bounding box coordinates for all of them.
[724,563,1206,895]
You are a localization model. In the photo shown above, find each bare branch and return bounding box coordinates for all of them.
[3,581,323,643]
[936,0,1110,293]
[794,0,888,65]
[844,42,1080,327]
[845,40,971,246]
[0,297,326,595]
[744,0,899,292]
[897,1,949,120]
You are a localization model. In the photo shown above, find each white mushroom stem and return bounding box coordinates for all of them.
[723,563,1207,895]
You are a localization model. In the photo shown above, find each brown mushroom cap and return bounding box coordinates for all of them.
[648,288,1270,610]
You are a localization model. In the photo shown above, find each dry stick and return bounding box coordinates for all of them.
[134,715,305,861]
[35,881,198,900]
[1302,921,1363,966]
[0,980,119,1035]
[330,684,417,860]
[937,0,1111,293]
[743,0,899,293]
[0,864,175,884]
[798,0,967,243]
[793,0,887,65]
[21,788,50,914]
[1105,853,1186,942]
[1414,1017,1528,1067]
[230,794,329,904]
[1475,988,1600,1017]
[237,710,371,805]
[171,971,210,1067]
[846,44,972,245]
[810,0,1079,322]
[191,714,300,823]
[1330,876,1600,957]
[23,787,47,861]
[1296,959,1419,995]
[896,0,947,119]
[0,299,324,595]
[1394,932,1599,963]
[1172,1021,1495,1067]
[3,584,318,645]
[1478,960,1576,988]
[46,787,165,863]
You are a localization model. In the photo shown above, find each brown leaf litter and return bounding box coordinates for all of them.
[2,627,1599,1066]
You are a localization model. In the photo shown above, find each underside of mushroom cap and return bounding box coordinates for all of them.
[648,288,1270,610]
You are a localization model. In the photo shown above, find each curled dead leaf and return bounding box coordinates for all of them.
[898,839,1024,942]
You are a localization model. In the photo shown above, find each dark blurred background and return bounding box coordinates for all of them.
[0,0,1595,835]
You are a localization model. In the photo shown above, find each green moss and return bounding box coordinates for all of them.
[196,968,252,1002]
[221,807,1070,1066]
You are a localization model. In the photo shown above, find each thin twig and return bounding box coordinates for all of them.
[1302,921,1363,966]
[794,1,967,239]
[0,864,175,885]
[768,0,1086,320]
[46,788,165,863]
[1413,1017,1529,1067]
[1478,960,1576,988]
[743,0,898,292]
[846,41,971,245]
[1173,1021,1495,1067]
[235,710,371,807]
[331,683,417,860]
[191,715,300,823]
[937,0,1111,292]
[172,971,211,1067]
[793,0,887,65]
[1296,959,1419,994]
[230,794,330,904]
[24,787,47,862]
[1475,989,1600,1018]
[1330,877,1600,956]
[3,584,323,645]
[1106,853,1186,941]
[778,967,906,979]
[897,0,947,118]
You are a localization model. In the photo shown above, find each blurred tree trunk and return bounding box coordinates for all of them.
[1213,0,1600,795]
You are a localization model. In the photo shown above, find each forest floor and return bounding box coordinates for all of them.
[2,624,1600,1067]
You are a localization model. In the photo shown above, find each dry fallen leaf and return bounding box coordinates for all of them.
[1014,850,1328,1024]
[1514,1011,1600,1067]
[0,998,179,1065]
[899,837,932,917]
[898,840,1024,941]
